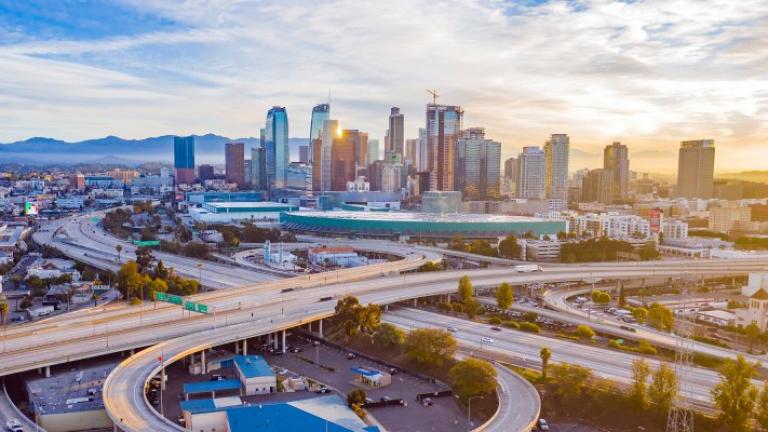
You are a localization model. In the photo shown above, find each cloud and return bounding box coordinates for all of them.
[0,0,766,172]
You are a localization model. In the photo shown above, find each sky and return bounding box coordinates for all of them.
[0,0,766,173]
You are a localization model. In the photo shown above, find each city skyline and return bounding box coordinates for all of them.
[0,1,766,173]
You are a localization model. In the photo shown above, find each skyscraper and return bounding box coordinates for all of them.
[416,128,428,172]
[198,164,214,182]
[405,138,418,166]
[173,136,195,184]
[516,146,546,199]
[603,141,629,202]
[581,168,614,204]
[264,106,289,190]
[331,129,357,191]
[388,107,404,157]
[225,142,245,187]
[426,104,463,191]
[298,145,309,164]
[455,128,501,199]
[504,157,517,180]
[367,139,380,164]
[544,133,569,200]
[308,104,330,164]
[313,119,338,191]
[676,139,715,199]
[250,147,268,190]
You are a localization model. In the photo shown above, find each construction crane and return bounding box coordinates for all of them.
[426,88,439,105]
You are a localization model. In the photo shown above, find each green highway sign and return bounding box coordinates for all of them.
[155,292,183,305]
[90,216,101,223]
[132,240,160,247]
[184,301,209,314]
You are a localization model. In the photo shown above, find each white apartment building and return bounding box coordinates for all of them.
[574,213,651,239]
[661,219,689,240]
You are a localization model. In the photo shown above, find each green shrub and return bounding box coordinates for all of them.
[692,353,724,368]
[519,322,540,333]
[502,320,519,329]
[608,339,621,349]
[489,317,502,325]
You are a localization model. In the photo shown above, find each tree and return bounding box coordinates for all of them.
[496,283,514,310]
[575,325,596,340]
[745,322,762,352]
[540,347,552,380]
[449,358,498,399]
[154,260,169,280]
[0,302,8,325]
[550,362,592,404]
[115,244,123,262]
[649,363,678,413]
[116,261,144,299]
[334,296,363,341]
[631,307,648,324]
[347,389,367,407]
[591,290,611,304]
[373,323,405,349]
[756,381,768,431]
[630,359,651,409]
[556,231,567,240]
[711,355,759,431]
[135,247,154,273]
[403,328,457,368]
[498,235,521,259]
[359,303,382,336]
[463,298,480,319]
[647,303,675,332]
[457,275,474,303]
[618,285,626,308]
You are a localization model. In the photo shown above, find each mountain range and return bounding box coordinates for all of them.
[0,134,309,165]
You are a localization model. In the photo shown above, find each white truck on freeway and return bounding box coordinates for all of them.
[514,264,542,273]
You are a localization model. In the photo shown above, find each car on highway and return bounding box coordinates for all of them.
[536,418,550,431]
[446,325,458,332]
[480,336,495,344]
[6,419,23,432]
[490,326,502,332]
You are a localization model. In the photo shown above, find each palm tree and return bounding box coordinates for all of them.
[115,245,123,263]
[540,347,552,380]
[0,302,9,326]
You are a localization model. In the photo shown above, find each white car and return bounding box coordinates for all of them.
[480,336,495,344]
[6,419,23,432]
[446,326,458,333]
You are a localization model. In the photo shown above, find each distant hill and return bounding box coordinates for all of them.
[717,171,768,185]
[0,134,309,165]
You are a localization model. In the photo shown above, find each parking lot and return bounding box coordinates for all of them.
[266,337,467,432]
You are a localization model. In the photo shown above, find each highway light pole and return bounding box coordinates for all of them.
[197,263,203,291]
[467,395,483,431]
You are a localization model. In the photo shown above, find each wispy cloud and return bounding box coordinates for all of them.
[0,0,766,172]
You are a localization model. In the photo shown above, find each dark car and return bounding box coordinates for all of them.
[315,387,332,394]
[490,326,502,332]
[346,352,356,360]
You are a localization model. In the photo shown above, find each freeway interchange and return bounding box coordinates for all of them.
[5,213,768,431]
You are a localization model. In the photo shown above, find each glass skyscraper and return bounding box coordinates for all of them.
[455,128,501,199]
[426,104,463,191]
[544,133,569,201]
[173,136,195,184]
[308,104,330,163]
[265,106,289,190]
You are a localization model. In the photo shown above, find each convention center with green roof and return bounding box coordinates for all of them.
[280,210,565,240]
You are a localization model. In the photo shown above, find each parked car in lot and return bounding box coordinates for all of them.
[346,352,356,360]
[6,419,23,432]
[537,418,550,431]
[315,387,332,394]
[289,347,303,353]
[422,397,434,407]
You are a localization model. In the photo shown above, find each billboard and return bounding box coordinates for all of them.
[24,201,39,216]
[649,208,662,234]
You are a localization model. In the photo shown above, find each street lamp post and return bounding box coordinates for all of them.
[467,395,483,432]
[196,263,203,291]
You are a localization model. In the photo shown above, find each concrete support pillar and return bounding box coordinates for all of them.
[384,304,389,312]
[282,330,286,353]
[273,333,279,349]
[129,349,134,356]
[319,319,323,338]
[235,341,240,355]
[243,339,248,356]
[413,298,418,307]
[201,350,206,374]
[45,365,50,378]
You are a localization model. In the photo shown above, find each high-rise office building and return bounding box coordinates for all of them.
[603,141,629,202]
[198,164,214,182]
[426,104,463,191]
[298,145,309,164]
[581,168,614,204]
[455,128,501,199]
[676,139,715,199]
[250,147,268,190]
[405,138,418,166]
[308,104,330,164]
[388,107,404,156]
[312,119,338,191]
[264,106,289,190]
[516,146,546,199]
[367,139,380,164]
[286,162,311,194]
[331,129,357,191]
[417,128,428,172]
[504,157,517,180]
[544,134,569,200]
[173,136,195,184]
[225,142,245,186]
